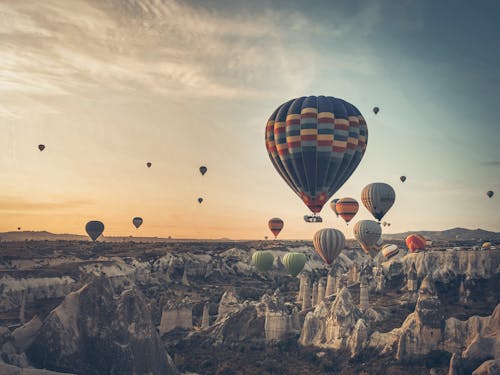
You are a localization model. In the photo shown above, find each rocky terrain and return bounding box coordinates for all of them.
[0,238,499,374]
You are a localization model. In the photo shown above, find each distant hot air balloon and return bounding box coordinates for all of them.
[330,199,340,217]
[387,223,391,227]
[482,242,491,250]
[313,228,345,265]
[198,197,203,204]
[85,220,104,242]
[252,251,274,272]
[382,221,387,227]
[199,166,207,176]
[361,183,396,221]
[487,191,494,198]
[353,220,382,256]
[264,236,269,240]
[268,218,284,239]
[381,244,399,259]
[265,96,368,218]
[282,252,306,277]
[400,176,406,183]
[335,198,359,225]
[132,217,143,229]
[373,107,379,115]
[146,162,152,168]
[38,144,45,151]
[17,227,21,231]
[405,234,426,253]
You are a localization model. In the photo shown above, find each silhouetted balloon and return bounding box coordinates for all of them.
[85,221,104,242]
[198,197,203,204]
[199,166,207,176]
[335,197,359,224]
[265,96,368,214]
[252,251,274,272]
[132,217,143,229]
[313,228,345,265]
[373,107,379,114]
[400,176,406,183]
[146,162,152,168]
[268,218,284,239]
[282,252,306,277]
[38,144,45,151]
[17,227,21,231]
[405,234,426,253]
[330,199,340,217]
[361,183,396,221]
[382,221,387,227]
[353,220,381,256]
[381,244,399,259]
[487,190,494,198]
[264,236,268,240]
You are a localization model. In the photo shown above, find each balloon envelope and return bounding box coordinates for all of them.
[335,197,359,224]
[406,234,426,252]
[400,176,406,183]
[330,199,340,217]
[146,162,152,168]
[381,244,399,259]
[353,220,382,255]
[373,107,379,114]
[268,218,284,238]
[265,96,368,213]
[132,217,143,228]
[38,144,45,151]
[198,197,203,204]
[199,166,207,175]
[85,221,104,242]
[313,228,345,265]
[282,252,306,277]
[252,251,274,272]
[482,242,491,250]
[487,191,494,198]
[361,183,396,221]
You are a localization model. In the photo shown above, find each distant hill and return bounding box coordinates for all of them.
[383,227,500,242]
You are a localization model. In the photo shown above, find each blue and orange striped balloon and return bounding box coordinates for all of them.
[265,96,368,214]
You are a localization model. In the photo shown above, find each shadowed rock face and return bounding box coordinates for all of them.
[26,277,178,375]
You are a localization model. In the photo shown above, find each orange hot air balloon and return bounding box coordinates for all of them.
[406,234,427,253]
[335,197,359,224]
[268,218,284,239]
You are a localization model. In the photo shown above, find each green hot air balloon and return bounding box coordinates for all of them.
[252,251,274,272]
[85,220,104,242]
[282,252,306,277]
[361,182,396,221]
[132,217,143,229]
[353,220,381,257]
[313,228,345,265]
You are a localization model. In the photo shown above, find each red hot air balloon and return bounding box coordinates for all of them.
[406,234,427,253]
[268,218,284,239]
[265,96,368,220]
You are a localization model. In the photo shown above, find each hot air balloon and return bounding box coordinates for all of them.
[282,252,306,277]
[381,244,399,259]
[198,197,203,204]
[17,227,21,231]
[252,251,274,272]
[335,198,359,225]
[405,234,426,253]
[387,223,391,227]
[400,176,406,183]
[265,96,368,221]
[373,107,379,115]
[85,221,104,242]
[268,218,284,239]
[482,242,491,250]
[361,183,396,221]
[132,217,143,229]
[199,166,207,176]
[330,199,340,217]
[264,236,269,240]
[382,221,387,227]
[487,191,494,198]
[146,162,152,168]
[353,220,381,256]
[38,144,45,151]
[313,228,345,265]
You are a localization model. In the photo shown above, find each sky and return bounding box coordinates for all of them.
[1,0,499,239]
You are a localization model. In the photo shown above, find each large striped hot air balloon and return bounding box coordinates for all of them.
[353,220,381,256]
[335,197,359,224]
[265,96,368,218]
[313,228,345,265]
[268,218,284,239]
[252,251,274,272]
[85,221,104,242]
[132,217,143,229]
[361,183,396,221]
[282,252,306,277]
[406,234,426,253]
[330,199,340,217]
[381,244,399,259]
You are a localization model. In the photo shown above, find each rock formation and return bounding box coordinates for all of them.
[159,297,193,335]
[201,301,210,329]
[216,290,241,322]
